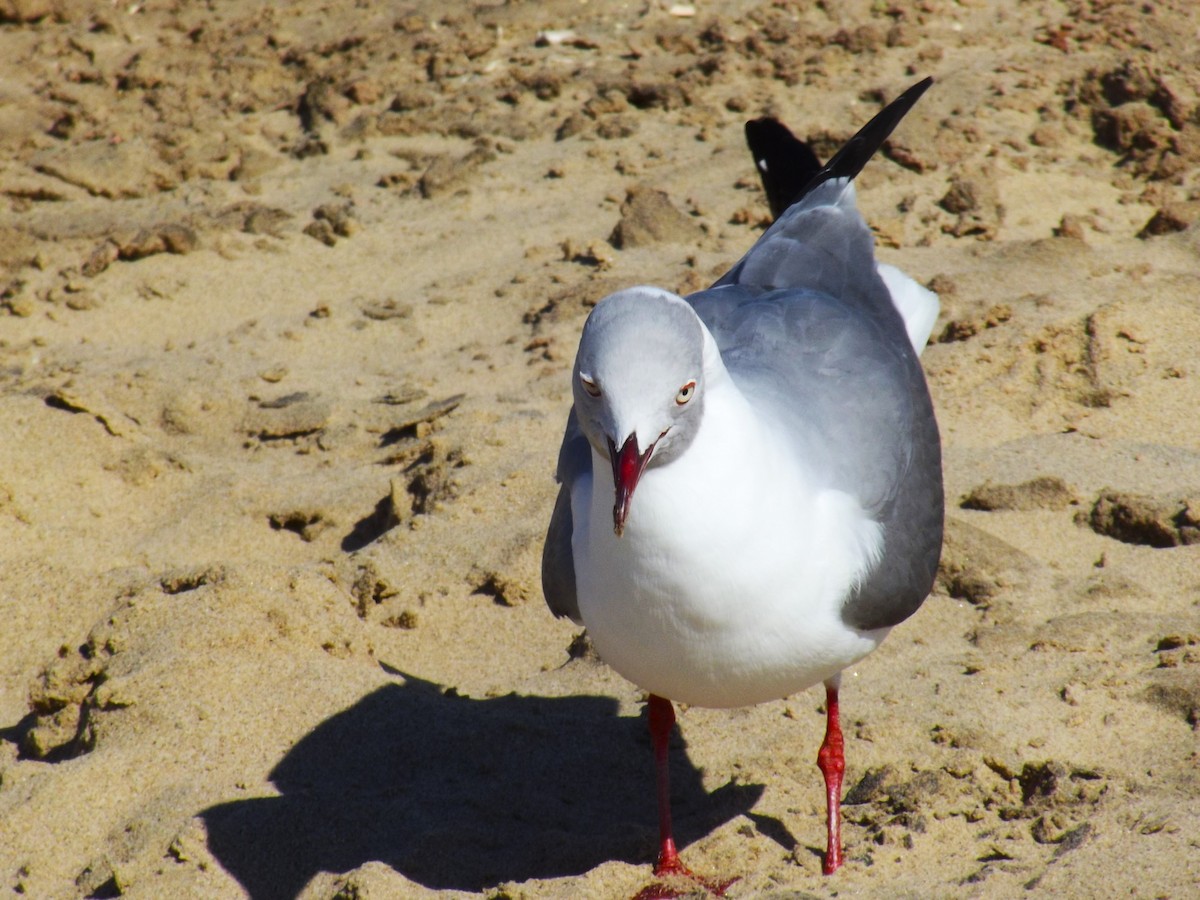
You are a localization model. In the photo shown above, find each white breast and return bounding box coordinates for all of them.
[572,373,888,708]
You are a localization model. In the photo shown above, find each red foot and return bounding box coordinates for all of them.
[654,838,688,878]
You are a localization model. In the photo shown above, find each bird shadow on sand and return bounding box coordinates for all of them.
[202,669,763,899]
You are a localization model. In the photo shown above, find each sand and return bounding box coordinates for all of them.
[1,1,1198,897]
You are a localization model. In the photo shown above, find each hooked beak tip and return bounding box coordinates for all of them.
[609,434,652,537]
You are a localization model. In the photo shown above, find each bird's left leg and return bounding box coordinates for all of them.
[816,676,845,875]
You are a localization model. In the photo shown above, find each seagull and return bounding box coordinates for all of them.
[542,78,943,884]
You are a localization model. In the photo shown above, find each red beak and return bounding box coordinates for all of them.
[608,434,654,537]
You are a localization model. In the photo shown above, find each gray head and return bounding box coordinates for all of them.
[571,286,707,535]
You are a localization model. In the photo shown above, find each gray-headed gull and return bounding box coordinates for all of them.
[542,77,943,886]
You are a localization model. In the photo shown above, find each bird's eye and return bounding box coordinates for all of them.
[675,381,696,405]
[580,373,601,397]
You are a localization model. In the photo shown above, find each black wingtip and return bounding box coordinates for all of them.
[744,118,822,220]
[801,76,933,198]
[745,77,934,219]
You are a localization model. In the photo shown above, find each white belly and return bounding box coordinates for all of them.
[572,389,887,708]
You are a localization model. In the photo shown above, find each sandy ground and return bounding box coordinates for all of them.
[2,1,1199,897]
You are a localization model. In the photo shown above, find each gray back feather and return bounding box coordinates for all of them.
[690,185,943,631]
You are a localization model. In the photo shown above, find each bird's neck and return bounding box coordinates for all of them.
[698,318,734,394]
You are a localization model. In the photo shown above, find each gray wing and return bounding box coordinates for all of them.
[541,407,589,624]
[716,179,890,308]
[689,188,943,632]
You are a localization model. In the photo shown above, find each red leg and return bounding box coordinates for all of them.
[635,696,739,900]
[816,679,845,875]
[647,694,686,877]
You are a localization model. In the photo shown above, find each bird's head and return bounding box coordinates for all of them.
[571,287,707,536]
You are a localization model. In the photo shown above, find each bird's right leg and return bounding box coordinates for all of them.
[647,693,685,877]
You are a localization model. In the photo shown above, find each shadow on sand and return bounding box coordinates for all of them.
[202,671,762,898]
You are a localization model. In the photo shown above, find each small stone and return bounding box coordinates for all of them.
[566,631,599,660]
[268,510,329,542]
[232,146,281,181]
[65,289,100,311]
[1155,634,1199,652]
[1055,214,1087,240]
[1030,124,1065,148]
[1139,202,1200,238]
[344,78,382,105]
[75,858,122,898]
[961,476,1076,511]
[389,87,436,113]
[843,766,896,805]
[941,179,997,221]
[1019,760,1069,805]
[82,242,120,277]
[609,185,704,249]
[0,0,54,22]
[299,78,352,127]
[938,166,1005,239]
[303,219,337,246]
[382,610,419,629]
[1088,491,1199,547]
[3,295,34,316]
[556,114,589,141]
[243,207,292,236]
[360,298,413,321]
[246,392,331,439]
[312,202,358,237]
[117,225,198,260]
[418,144,496,199]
